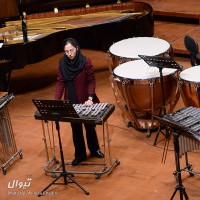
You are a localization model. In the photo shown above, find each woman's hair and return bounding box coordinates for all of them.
[63,38,79,49]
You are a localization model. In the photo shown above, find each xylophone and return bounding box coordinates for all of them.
[154,107,200,199]
[33,100,115,125]
[156,106,200,143]
[32,99,119,179]
[0,92,22,175]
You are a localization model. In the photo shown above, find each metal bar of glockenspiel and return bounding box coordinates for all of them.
[4,106,17,152]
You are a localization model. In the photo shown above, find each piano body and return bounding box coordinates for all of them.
[0,0,154,69]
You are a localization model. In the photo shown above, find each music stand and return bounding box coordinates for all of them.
[32,99,89,196]
[154,115,189,200]
[139,55,183,162]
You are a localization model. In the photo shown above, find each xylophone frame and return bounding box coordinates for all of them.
[39,120,120,179]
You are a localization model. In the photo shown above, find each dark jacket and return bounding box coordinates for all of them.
[55,57,99,103]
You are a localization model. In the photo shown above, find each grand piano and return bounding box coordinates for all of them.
[0,0,154,69]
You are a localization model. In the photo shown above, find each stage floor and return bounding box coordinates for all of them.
[138,0,200,56]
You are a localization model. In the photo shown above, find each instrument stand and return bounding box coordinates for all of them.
[139,55,182,163]
[170,132,189,200]
[153,67,171,163]
[0,93,23,175]
[32,99,89,196]
[153,115,191,200]
[34,102,119,179]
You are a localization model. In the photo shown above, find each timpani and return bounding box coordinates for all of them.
[108,37,171,71]
[179,66,200,107]
[112,60,179,136]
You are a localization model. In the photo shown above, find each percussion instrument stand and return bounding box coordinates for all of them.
[139,55,183,159]
[34,100,119,179]
[153,115,189,200]
[151,63,171,146]
[32,99,89,196]
[154,66,171,163]
[138,55,173,161]
[0,93,23,175]
[170,132,189,200]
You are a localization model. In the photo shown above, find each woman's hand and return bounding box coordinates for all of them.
[85,99,93,106]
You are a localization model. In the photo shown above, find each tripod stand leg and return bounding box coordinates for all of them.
[154,124,167,145]
[38,119,90,197]
[170,185,189,200]
[38,173,65,196]
[170,132,189,200]
[182,188,189,200]
[154,125,161,145]
[170,187,178,200]
[154,68,168,146]
[38,172,90,196]
[67,175,90,195]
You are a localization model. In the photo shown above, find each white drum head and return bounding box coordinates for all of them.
[109,37,170,59]
[113,60,177,80]
[180,66,200,83]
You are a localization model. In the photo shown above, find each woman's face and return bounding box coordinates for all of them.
[64,43,77,60]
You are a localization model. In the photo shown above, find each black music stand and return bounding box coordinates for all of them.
[139,55,182,162]
[154,115,189,200]
[32,99,89,196]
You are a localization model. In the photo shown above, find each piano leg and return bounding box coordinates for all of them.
[0,60,12,92]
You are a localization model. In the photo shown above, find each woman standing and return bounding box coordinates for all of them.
[55,38,104,166]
